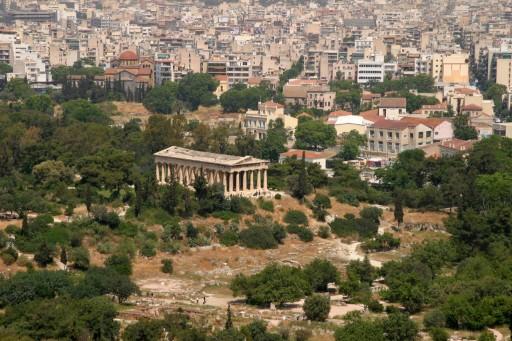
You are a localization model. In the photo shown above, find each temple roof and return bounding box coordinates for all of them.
[154,146,269,167]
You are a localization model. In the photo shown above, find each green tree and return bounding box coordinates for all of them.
[62,99,110,124]
[143,82,178,114]
[177,73,218,110]
[303,258,340,292]
[230,263,312,306]
[0,62,13,75]
[34,242,54,267]
[339,130,366,160]
[295,119,336,150]
[393,194,404,225]
[105,254,133,276]
[122,319,164,341]
[0,78,35,100]
[453,114,478,140]
[303,294,330,321]
[25,94,53,114]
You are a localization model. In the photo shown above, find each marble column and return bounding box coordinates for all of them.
[234,172,239,192]
[257,169,261,190]
[242,171,247,191]
[228,173,233,193]
[250,170,254,191]
[156,163,160,183]
[263,169,268,191]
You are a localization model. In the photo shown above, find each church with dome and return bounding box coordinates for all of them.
[102,49,154,94]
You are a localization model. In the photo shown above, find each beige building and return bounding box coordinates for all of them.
[496,59,512,91]
[244,101,298,140]
[306,88,336,111]
[154,146,269,196]
[493,122,512,138]
[367,119,435,158]
[441,54,470,85]
[378,97,407,120]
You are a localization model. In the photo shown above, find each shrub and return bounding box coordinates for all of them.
[284,210,308,225]
[211,210,239,221]
[185,223,198,239]
[161,259,173,274]
[313,194,331,209]
[478,331,497,341]
[367,299,384,313]
[295,329,312,341]
[424,309,446,329]
[116,239,137,259]
[159,240,181,254]
[229,196,255,214]
[219,230,239,246]
[34,242,54,267]
[274,194,282,200]
[303,294,330,321]
[105,254,132,275]
[97,241,115,254]
[317,225,331,238]
[5,225,18,235]
[92,206,120,228]
[71,247,90,270]
[329,213,379,239]
[430,328,449,341]
[140,241,157,257]
[272,224,287,244]
[1,247,18,265]
[259,199,274,212]
[188,235,210,247]
[303,258,340,291]
[287,225,314,242]
[239,226,278,250]
[362,232,400,252]
[359,206,383,224]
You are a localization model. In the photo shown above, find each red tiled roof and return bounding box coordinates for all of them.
[421,103,448,110]
[261,100,284,109]
[119,50,138,61]
[359,109,380,122]
[399,117,449,128]
[440,138,476,151]
[371,119,412,129]
[454,88,478,95]
[280,149,336,159]
[379,97,406,108]
[462,104,482,111]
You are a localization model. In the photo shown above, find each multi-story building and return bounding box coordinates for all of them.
[357,56,397,84]
[154,53,175,85]
[244,101,298,140]
[496,59,512,91]
[306,87,336,111]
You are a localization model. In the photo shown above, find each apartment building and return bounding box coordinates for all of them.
[306,87,336,111]
[154,53,175,85]
[357,56,398,84]
[244,101,298,140]
[496,59,512,91]
[367,119,437,158]
[378,97,407,120]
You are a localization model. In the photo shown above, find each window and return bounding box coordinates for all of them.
[369,130,375,137]
[379,131,384,137]
[388,132,393,139]
[396,132,399,138]
[378,141,383,151]
[395,143,400,152]
[427,131,432,137]
[410,133,413,138]
[418,132,424,138]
